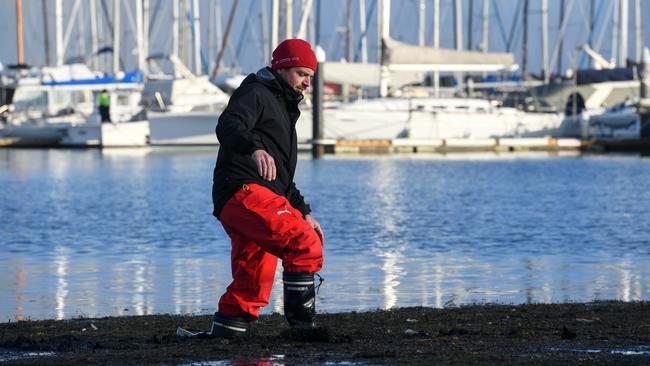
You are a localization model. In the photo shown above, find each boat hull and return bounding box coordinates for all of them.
[148,111,219,145]
[60,121,150,147]
[297,99,565,142]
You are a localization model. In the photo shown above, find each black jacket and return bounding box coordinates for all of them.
[212,67,311,219]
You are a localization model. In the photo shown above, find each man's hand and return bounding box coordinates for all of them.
[251,149,276,181]
[305,214,324,244]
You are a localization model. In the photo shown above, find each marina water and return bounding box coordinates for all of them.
[1,148,649,321]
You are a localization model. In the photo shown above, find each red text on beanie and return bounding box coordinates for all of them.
[271,39,318,71]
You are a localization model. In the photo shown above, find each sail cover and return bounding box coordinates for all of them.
[321,62,423,88]
[383,37,516,72]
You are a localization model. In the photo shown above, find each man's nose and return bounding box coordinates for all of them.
[304,77,311,87]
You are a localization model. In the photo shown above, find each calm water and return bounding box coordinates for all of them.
[1,148,649,321]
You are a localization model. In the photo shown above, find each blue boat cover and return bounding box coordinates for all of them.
[42,70,144,86]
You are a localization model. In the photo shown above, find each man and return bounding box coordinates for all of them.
[98,89,111,122]
[210,39,324,338]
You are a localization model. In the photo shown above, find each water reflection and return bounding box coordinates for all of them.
[54,246,69,320]
[615,260,643,302]
[14,258,25,321]
[172,258,210,315]
[0,150,649,320]
[379,251,401,309]
[369,159,406,309]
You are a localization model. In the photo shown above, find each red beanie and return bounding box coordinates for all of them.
[271,39,318,71]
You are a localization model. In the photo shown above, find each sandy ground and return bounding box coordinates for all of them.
[1,301,649,365]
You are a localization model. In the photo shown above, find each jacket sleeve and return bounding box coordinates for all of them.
[287,182,312,216]
[215,87,265,155]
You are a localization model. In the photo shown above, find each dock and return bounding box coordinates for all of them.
[307,137,650,154]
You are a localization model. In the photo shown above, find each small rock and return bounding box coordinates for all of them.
[560,325,577,340]
[90,323,98,330]
[405,329,418,335]
[406,318,418,323]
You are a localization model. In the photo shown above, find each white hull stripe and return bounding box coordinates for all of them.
[284,281,313,286]
[286,286,309,291]
[212,321,247,332]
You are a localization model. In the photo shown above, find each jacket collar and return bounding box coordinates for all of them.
[255,67,304,103]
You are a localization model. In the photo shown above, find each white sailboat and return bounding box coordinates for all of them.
[143,55,229,145]
[299,0,565,144]
[0,64,149,147]
[297,96,564,142]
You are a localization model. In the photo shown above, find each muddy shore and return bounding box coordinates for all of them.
[1,301,648,365]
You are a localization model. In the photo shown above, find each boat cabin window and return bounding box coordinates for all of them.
[116,93,131,106]
[50,90,73,109]
[0,87,16,106]
[12,90,48,111]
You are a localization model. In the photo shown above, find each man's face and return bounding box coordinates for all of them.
[277,67,314,94]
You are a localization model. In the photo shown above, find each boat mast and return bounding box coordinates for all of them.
[549,0,573,75]
[181,0,190,68]
[454,0,464,91]
[77,0,87,61]
[541,0,549,82]
[172,0,179,59]
[16,0,24,64]
[481,0,489,53]
[635,0,642,62]
[62,0,81,57]
[346,0,353,61]
[521,0,528,78]
[90,0,99,70]
[56,0,63,66]
[143,0,149,73]
[359,0,368,62]
[42,0,51,65]
[286,0,293,38]
[136,0,146,73]
[208,0,214,71]
[612,0,619,66]
[212,0,239,78]
[467,0,473,50]
[259,0,268,63]
[589,0,595,49]
[271,0,279,52]
[557,0,564,74]
[379,0,390,97]
[433,0,440,96]
[454,0,463,51]
[192,0,201,74]
[619,0,628,67]
[296,0,314,40]
[113,0,120,75]
[418,0,425,47]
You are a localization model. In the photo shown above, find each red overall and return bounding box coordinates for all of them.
[217,183,323,321]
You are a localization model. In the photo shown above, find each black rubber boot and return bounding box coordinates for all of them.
[209,313,249,338]
[283,271,316,328]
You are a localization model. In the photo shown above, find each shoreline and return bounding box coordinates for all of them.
[1,301,649,365]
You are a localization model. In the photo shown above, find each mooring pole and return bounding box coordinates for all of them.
[639,49,650,139]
